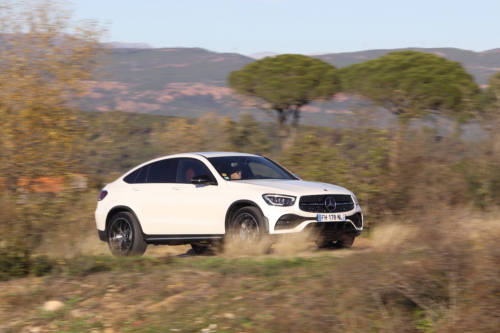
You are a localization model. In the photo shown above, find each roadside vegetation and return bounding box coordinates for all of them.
[1,211,500,332]
[1,1,500,332]
[2,108,500,332]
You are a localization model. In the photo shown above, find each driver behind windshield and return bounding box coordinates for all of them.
[209,156,294,181]
[230,165,242,180]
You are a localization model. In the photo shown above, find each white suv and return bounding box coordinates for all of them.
[95,152,363,256]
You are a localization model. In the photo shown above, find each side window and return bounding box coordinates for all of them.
[123,166,148,184]
[176,158,214,184]
[123,168,141,184]
[146,159,177,183]
[135,165,149,183]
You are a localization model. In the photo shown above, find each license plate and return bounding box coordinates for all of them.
[317,213,346,222]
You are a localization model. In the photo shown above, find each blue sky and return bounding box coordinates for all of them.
[72,0,500,55]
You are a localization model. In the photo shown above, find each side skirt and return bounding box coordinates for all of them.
[144,234,225,246]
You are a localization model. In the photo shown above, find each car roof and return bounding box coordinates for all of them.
[136,152,260,165]
[195,152,259,158]
[119,152,262,179]
[163,152,260,159]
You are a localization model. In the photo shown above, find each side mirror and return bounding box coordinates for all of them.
[191,175,215,185]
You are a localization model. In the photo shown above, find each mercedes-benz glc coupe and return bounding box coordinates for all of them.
[95,152,363,256]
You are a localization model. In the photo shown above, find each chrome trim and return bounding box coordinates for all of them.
[300,202,352,206]
[147,236,223,241]
[345,219,363,230]
[314,219,363,231]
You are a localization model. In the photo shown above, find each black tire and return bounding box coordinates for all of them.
[336,235,355,249]
[107,212,147,256]
[315,239,335,249]
[191,244,209,255]
[230,207,269,253]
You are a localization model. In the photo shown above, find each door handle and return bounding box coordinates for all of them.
[132,188,141,191]
[171,187,182,190]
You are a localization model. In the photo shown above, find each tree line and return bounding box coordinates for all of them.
[228,51,499,166]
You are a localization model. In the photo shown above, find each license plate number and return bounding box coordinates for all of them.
[317,213,346,222]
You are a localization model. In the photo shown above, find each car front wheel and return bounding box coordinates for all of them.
[336,235,355,249]
[316,235,356,250]
[230,207,270,253]
[107,212,147,256]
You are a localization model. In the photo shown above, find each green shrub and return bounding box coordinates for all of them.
[31,255,54,277]
[0,246,31,280]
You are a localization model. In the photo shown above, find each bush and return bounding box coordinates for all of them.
[31,255,54,277]
[0,246,31,280]
[0,247,54,280]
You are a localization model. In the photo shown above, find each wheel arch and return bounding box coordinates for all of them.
[105,206,144,236]
[225,200,269,233]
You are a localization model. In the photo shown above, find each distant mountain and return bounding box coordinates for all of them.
[82,48,255,119]
[106,42,154,49]
[247,52,281,59]
[248,52,331,59]
[81,47,500,129]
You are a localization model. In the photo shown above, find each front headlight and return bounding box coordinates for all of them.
[351,193,359,205]
[262,194,296,207]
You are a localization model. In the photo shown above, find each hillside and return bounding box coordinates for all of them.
[81,47,500,125]
[82,48,255,118]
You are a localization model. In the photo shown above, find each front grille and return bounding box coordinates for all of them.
[299,194,354,213]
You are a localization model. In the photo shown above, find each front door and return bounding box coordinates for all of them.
[167,158,225,235]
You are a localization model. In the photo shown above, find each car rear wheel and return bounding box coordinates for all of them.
[107,212,147,256]
[230,207,270,253]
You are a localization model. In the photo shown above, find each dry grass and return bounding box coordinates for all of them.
[1,209,500,332]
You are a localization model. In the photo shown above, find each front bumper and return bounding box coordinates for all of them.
[301,220,362,241]
[97,229,107,242]
[263,203,363,235]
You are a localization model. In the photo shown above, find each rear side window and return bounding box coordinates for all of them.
[147,159,177,183]
[135,166,149,183]
[123,165,149,184]
[124,167,141,184]
[123,169,139,184]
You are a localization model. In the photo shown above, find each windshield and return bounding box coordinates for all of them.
[208,156,295,181]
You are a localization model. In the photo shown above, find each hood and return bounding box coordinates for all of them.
[225,179,352,196]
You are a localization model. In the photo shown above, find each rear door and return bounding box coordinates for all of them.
[124,159,179,235]
[122,164,149,229]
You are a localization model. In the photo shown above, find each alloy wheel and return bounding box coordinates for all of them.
[233,213,260,247]
[109,218,133,254]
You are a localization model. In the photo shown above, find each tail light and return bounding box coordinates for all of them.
[98,190,108,201]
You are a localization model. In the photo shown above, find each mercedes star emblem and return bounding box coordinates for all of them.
[324,196,336,212]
